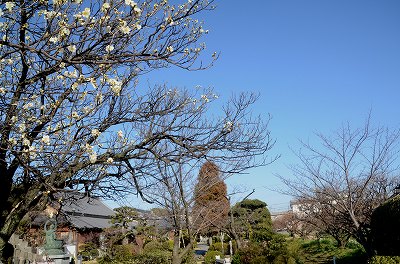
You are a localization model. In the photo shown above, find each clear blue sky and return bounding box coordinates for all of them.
[121,1,400,212]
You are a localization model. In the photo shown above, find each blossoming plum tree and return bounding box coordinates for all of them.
[0,0,275,261]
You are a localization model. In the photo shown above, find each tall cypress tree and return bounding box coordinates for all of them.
[193,161,230,236]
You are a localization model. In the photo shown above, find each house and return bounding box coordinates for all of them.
[16,193,115,260]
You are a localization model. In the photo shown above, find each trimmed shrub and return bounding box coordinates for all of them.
[204,250,223,264]
[133,250,172,264]
[143,240,172,252]
[249,255,269,264]
[182,250,196,264]
[209,242,229,255]
[78,242,99,260]
[112,244,135,261]
[232,253,241,264]
[235,243,265,264]
[369,256,400,264]
[370,195,400,255]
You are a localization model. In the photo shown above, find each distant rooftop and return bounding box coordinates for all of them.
[33,193,115,230]
[60,195,115,229]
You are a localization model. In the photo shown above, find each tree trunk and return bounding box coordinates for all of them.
[1,210,21,263]
[228,207,242,250]
[355,228,374,257]
[172,231,194,264]
[0,189,46,262]
[0,232,14,263]
[172,234,182,264]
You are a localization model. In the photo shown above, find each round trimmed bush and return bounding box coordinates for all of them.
[204,250,223,264]
[370,195,400,256]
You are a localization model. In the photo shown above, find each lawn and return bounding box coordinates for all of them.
[285,237,367,264]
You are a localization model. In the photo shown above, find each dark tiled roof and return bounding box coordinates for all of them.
[32,193,115,230]
[60,195,115,229]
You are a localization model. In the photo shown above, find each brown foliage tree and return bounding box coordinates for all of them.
[193,161,230,236]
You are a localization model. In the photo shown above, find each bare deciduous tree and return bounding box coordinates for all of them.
[131,94,276,264]
[280,118,400,255]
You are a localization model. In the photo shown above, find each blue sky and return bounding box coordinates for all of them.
[126,0,400,212]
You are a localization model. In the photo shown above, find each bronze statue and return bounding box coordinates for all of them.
[44,218,64,255]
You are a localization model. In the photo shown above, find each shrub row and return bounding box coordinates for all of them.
[369,256,400,264]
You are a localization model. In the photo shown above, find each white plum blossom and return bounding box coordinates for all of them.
[18,123,26,133]
[201,94,209,103]
[107,157,114,163]
[23,102,34,110]
[96,92,103,104]
[101,2,111,12]
[117,130,124,139]
[53,0,67,6]
[105,45,114,53]
[119,21,130,34]
[64,70,78,78]
[68,45,77,53]
[84,143,93,153]
[5,2,15,12]
[49,36,59,43]
[43,10,58,20]
[71,111,79,119]
[166,46,174,53]
[89,152,97,163]
[60,27,70,37]
[42,135,50,145]
[22,138,30,146]
[134,6,142,16]
[107,78,122,95]
[0,87,6,94]
[9,138,17,146]
[91,129,101,138]
[82,8,90,19]
[223,121,233,132]
[125,0,137,7]
[29,146,37,159]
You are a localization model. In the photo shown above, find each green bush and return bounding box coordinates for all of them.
[249,255,269,264]
[273,255,298,264]
[209,242,229,255]
[143,240,172,252]
[98,255,136,264]
[182,250,196,264]
[232,253,241,264]
[204,250,223,264]
[78,242,99,260]
[235,243,265,264]
[370,196,400,256]
[369,256,400,264]
[112,244,135,261]
[301,238,337,254]
[133,250,172,264]
[345,239,363,250]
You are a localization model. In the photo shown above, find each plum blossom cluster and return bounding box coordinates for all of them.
[223,121,234,132]
[0,0,215,171]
